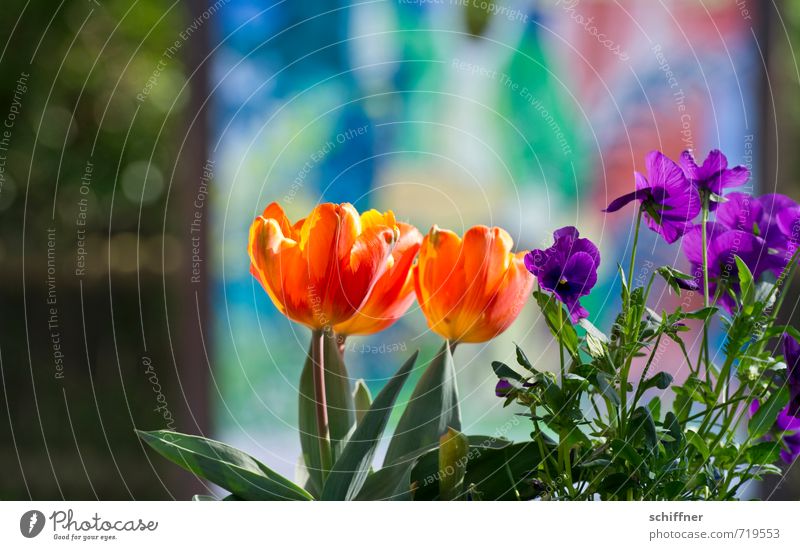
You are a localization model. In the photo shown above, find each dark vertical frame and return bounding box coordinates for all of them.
[761,0,800,500]
[171,0,212,498]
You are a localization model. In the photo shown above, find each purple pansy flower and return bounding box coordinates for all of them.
[715,193,792,276]
[680,149,750,207]
[681,222,768,313]
[495,379,514,397]
[525,226,600,323]
[750,399,800,464]
[604,151,700,244]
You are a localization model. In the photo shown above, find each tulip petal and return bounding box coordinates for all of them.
[334,223,421,335]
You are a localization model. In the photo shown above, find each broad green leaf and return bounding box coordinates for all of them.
[630,406,657,451]
[352,379,372,425]
[383,343,461,466]
[749,387,789,440]
[375,433,512,499]
[491,360,523,381]
[321,351,418,501]
[515,344,535,371]
[745,441,782,465]
[298,334,355,495]
[647,396,661,422]
[734,255,755,308]
[684,307,718,321]
[439,427,469,500]
[422,441,552,501]
[540,375,566,411]
[685,429,710,461]
[641,371,673,391]
[610,439,645,471]
[355,461,417,501]
[594,372,620,406]
[137,430,312,501]
[533,291,579,357]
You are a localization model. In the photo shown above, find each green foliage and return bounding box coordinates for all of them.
[298,335,355,496]
[321,352,418,501]
[490,248,798,500]
[383,342,461,466]
[136,430,312,501]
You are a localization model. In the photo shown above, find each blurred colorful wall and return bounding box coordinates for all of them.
[209,0,763,479]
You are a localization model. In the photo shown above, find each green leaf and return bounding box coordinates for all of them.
[352,379,372,425]
[662,412,683,455]
[610,439,645,471]
[647,396,661,422]
[685,429,710,461]
[137,430,312,501]
[298,334,355,495]
[657,266,696,295]
[321,351,419,501]
[594,372,620,406]
[734,255,755,308]
[749,387,789,440]
[533,291,579,357]
[630,406,657,451]
[540,375,566,411]
[355,461,417,501]
[383,343,461,466]
[745,441,782,465]
[462,442,550,501]
[641,371,673,391]
[439,427,469,500]
[191,495,217,501]
[684,307,718,321]
[515,344,535,372]
[491,361,523,381]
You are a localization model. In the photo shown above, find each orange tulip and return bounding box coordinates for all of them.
[248,202,400,330]
[333,222,423,336]
[414,224,534,344]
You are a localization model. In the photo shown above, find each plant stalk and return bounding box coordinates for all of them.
[311,329,333,475]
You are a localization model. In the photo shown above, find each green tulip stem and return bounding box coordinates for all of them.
[312,329,333,475]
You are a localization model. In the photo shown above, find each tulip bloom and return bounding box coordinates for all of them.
[414,225,534,344]
[248,202,400,330]
[333,222,423,336]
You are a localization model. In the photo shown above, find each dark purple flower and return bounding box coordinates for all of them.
[783,333,800,418]
[604,151,700,244]
[750,399,800,464]
[674,277,700,292]
[495,379,514,397]
[680,149,750,203]
[715,193,792,276]
[681,222,768,313]
[782,432,800,464]
[525,226,600,322]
